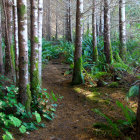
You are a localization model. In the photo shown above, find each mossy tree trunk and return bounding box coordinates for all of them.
[92,0,98,62]
[119,0,127,60]
[13,0,19,85]
[136,85,140,140]
[0,5,4,74]
[30,0,40,99]
[38,0,43,85]
[72,0,84,85]
[104,0,113,64]
[2,0,14,78]
[17,0,31,112]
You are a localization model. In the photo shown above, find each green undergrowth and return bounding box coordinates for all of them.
[93,101,136,138]
[0,75,59,140]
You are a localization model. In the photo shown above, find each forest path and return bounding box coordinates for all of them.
[23,59,102,140]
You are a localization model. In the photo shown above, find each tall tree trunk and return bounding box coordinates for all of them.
[82,22,85,37]
[92,0,98,62]
[0,5,4,74]
[55,1,58,40]
[38,0,43,85]
[72,0,84,85]
[30,0,39,98]
[46,0,51,40]
[136,85,140,140]
[68,0,72,41]
[99,2,104,36]
[17,0,31,112]
[13,0,19,84]
[87,15,90,33]
[96,17,99,37]
[65,0,72,42]
[2,0,14,78]
[104,0,113,64]
[119,0,127,60]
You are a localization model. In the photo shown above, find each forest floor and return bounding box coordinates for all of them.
[17,59,137,140]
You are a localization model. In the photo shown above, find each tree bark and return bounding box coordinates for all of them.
[30,0,40,98]
[104,0,113,64]
[72,0,84,85]
[0,5,4,74]
[87,15,90,32]
[38,0,43,85]
[2,0,14,78]
[119,0,127,60]
[46,0,51,40]
[92,0,98,62]
[17,0,31,112]
[13,0,19,85]
[65,0,72,42]
[55,1,58,40]
[99,2,104,36]
[136,85,140,140]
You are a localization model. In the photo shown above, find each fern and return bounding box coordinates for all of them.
[93,109,121,136]
[116,101,136,127]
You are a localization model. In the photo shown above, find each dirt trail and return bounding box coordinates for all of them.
[22,59,104,140]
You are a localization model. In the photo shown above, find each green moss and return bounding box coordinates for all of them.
[115,52,123,63]
[11,45,15,69]
[25,84,32,113]
[108,82,119,88]
[110,43,114,64]
[72,57,84,85]
[31,62,40,98]
[93,46,98,62]
[20,4,26,17]
[34,37,39,43]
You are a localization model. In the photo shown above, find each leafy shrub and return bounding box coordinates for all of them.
[127,85,139,98]
[0,75,58,140]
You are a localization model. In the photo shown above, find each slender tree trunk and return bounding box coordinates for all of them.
[0,5,3,74]
[30,0,39,98]
[55,1,58,40]
[17,0,31,112]
[136,85,140,140]
[104,0,113,64]
[119,0,127,60]
[69,0,72,41]
[92,0,98,62]
[87,15,90,33]
[72,0,84,85]
[99,2,104,36]
[13,0,19,84]
[65,0,72,42]
[82,22,85,37]
[46,0,51,40]
[38,0,43,85]
[2,0,14,78]
[96,18,99,37]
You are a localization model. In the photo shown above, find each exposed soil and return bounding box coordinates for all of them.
[16,59,136,140]
[20,59,98,140]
